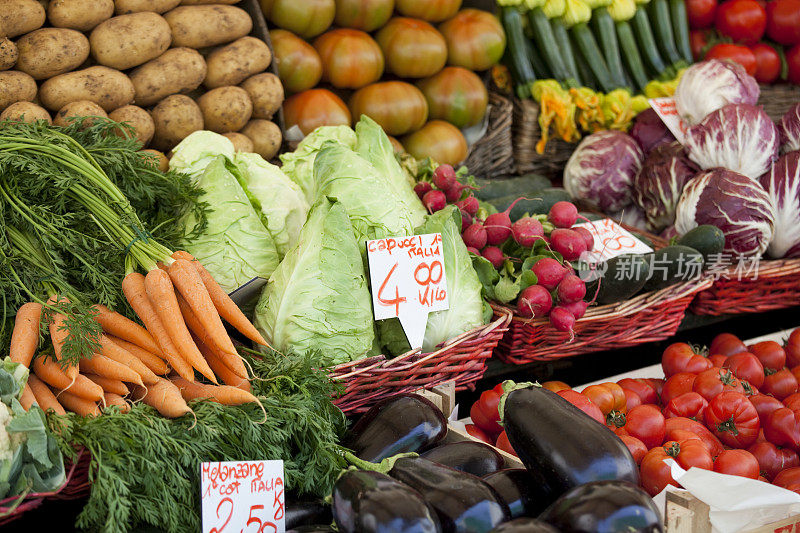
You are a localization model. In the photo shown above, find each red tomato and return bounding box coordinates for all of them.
[640,447,679,496]
[785,393,800,411]
[710,333,748,357]
[690,29,709,60]
[401,120,468,166]
[624,388,643,411]
[495,430,517,457]
[791,366,800,386]
[687,0,718,28]
[417,66,488,128]
[766,0,800,45]
[704,43,758,75]
[334,0,395,32]
[748,441,800,480]
[715,0,767,44]
[788,43,800,85]
[618,378,659,405]
[283,89,351,135]
[662,343,713,377]
[762,368,799,400]
[438,9,507,71]
[619,434,648,465]
[263,0,335,39]
[709,353,728,367]
[704,391,761,448]
[713,449,760,478]
[313,29,384,89]
[557,389,605,424]
[349,81,428,136]
[723,352,765,388]
[774,466,800,493]
[469,383,504,437]
[664,392,709,421]
[644,378,665,400]
[665,417,725,457]
[765,407,800,451]
[582,383,628,416]
[541,380,571,393]
[376,17,447,78]
[750,393,785,425]
[786,329,800,367]
[626,404,666,449]
[465,423,492,444]
[396,0,462,22]
[749,341,787,373]
[662,373,698,405]
[693,368,746,402]
[270,29,323,94]
[664,437,714,470]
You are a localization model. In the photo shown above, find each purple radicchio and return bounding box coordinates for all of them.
[778,103,800,154]
[674,59,759,125]
[675,168,775,257]
[563,130,643,213]
[609,205,648,230]
[759,152,800,258]
[684,103,780,179]
[630,108,676,155]
[633,142,699,233]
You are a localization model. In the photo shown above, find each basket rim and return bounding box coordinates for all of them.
[705,256,800,280]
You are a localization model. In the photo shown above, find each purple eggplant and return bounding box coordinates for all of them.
[390,456,509,533]
[332,470,441,533]
[421,441,504,477]
[482,469,550,519]
[286,500,332,530]
[490,518,560,532]
[287,527,335,533]
[345,394,447,462]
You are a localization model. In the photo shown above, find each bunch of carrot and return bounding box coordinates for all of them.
[10,250,269,419]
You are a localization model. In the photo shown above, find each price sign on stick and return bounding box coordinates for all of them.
[649,97,689,144]
[200,460,285,533]
[367,233,450,350]
[573,218,653,262]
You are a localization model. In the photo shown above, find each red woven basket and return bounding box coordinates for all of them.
[331,307,512,413]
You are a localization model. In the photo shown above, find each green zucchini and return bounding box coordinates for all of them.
[676,225,725,261]
[631,7,667,76]
[571,22,618,92]
[500,7,537,98]
[642,245,704,292]
[551,21,582,86]
[525,37,552,79]
[648,0,683,65]
[527,8,575,86]
[475,174,552,201]
[615,20,649,92]
[669,0,693,63]
[572,34,599,90]
[592,9,629,90]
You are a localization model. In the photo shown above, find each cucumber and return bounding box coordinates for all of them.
[616,20,649,92]
[527,7,573,86]
[500,7,537,98]
[474,174,552,201]
[571,22,618,92]
[490,188,571,221]
[676,225,725,260]
[592,9,629,90]
[642,245,703,292]
[585,253,652,305]
[631,7,667,76]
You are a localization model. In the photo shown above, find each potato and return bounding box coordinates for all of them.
[222,132,254,152]
[241,72,283,120]
[0,39,18,71]
[90,13,172,70]
[164,5,252,48]
[197,86,252,133]
[53,100,108,128]
[241,119,281,160]
[0,71,37,112]
[109,105,155,146]
[15,28,90,80]
[39,66,135,112]
[150,94,204,151]
[204,37,271,89]
[0,102,51,124]
[48,0,114,31]
[115,0,180,14]
[181,0,240,4]
[129,48,206,107]
[141,149,169,172]
[0,0,46,38]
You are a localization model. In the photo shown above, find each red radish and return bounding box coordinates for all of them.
[512,217,544,247]
[549,306,576,334]
[531,257,567,290]
[557,274,586,303]
[456,195,479,216]
[414,181,432,200]
[460,209,472,232]
[432,164,456,190]
[550,228,587,261]
[548,201,579,228]
[422,189,446,213]
[573,226,594,252]
[516,284,552,318]
[445,181,474,203]
[482,246,505,268]
[560,299,589,319]
[466,246,481,255]
[462,223,488,250]
[484,198,525,245]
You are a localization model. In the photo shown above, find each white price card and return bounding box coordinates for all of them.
[366,233,450,350]
[649,97,690,144]
[573,218,654,263]
[200,460,285,533]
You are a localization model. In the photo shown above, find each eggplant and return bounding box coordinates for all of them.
[490,518,560,532]
[502,386,638,503]
[332,469,441,533]
[286,500,332,530]
[538,480,663,532]
[421,441,504,477]
[345,394,447,462]
[287,527,335,533]
[390,456,509,533]
[482,469,551,518]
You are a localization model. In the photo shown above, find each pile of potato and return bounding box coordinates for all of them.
[0,0,284,161]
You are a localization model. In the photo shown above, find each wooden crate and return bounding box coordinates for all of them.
[666,492,800,533]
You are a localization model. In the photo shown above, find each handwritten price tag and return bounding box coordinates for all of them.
[649,97,689,144]
[366,233,450,350]
[200,460,285,533]
[573,218,653,262]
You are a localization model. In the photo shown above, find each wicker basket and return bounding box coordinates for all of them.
[331,307,512,413]
[463,92,515,179]
[511,97,576,180]
[759,83,800,122]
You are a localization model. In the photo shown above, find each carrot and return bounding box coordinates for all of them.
[122,272,194,381]
[58,390,100,417]
[98,335,158,385]
[27,375,67,415]
[177,292,247,379]
[10,302,42,367]
[103,393,130,413]
[170,375,260,406]
[131,378,192,419]
[86,374,130,396]
[192,333,251,392]
[106,335,169,376]
[92,304,162,356]
[79,354,144,386]
[144,268,217,384]
[46,295,79,382]
[172,251,267,346]
[33,355,104,402]
[19,384,36,411]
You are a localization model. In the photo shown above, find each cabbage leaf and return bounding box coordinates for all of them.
[169,131,235,180]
